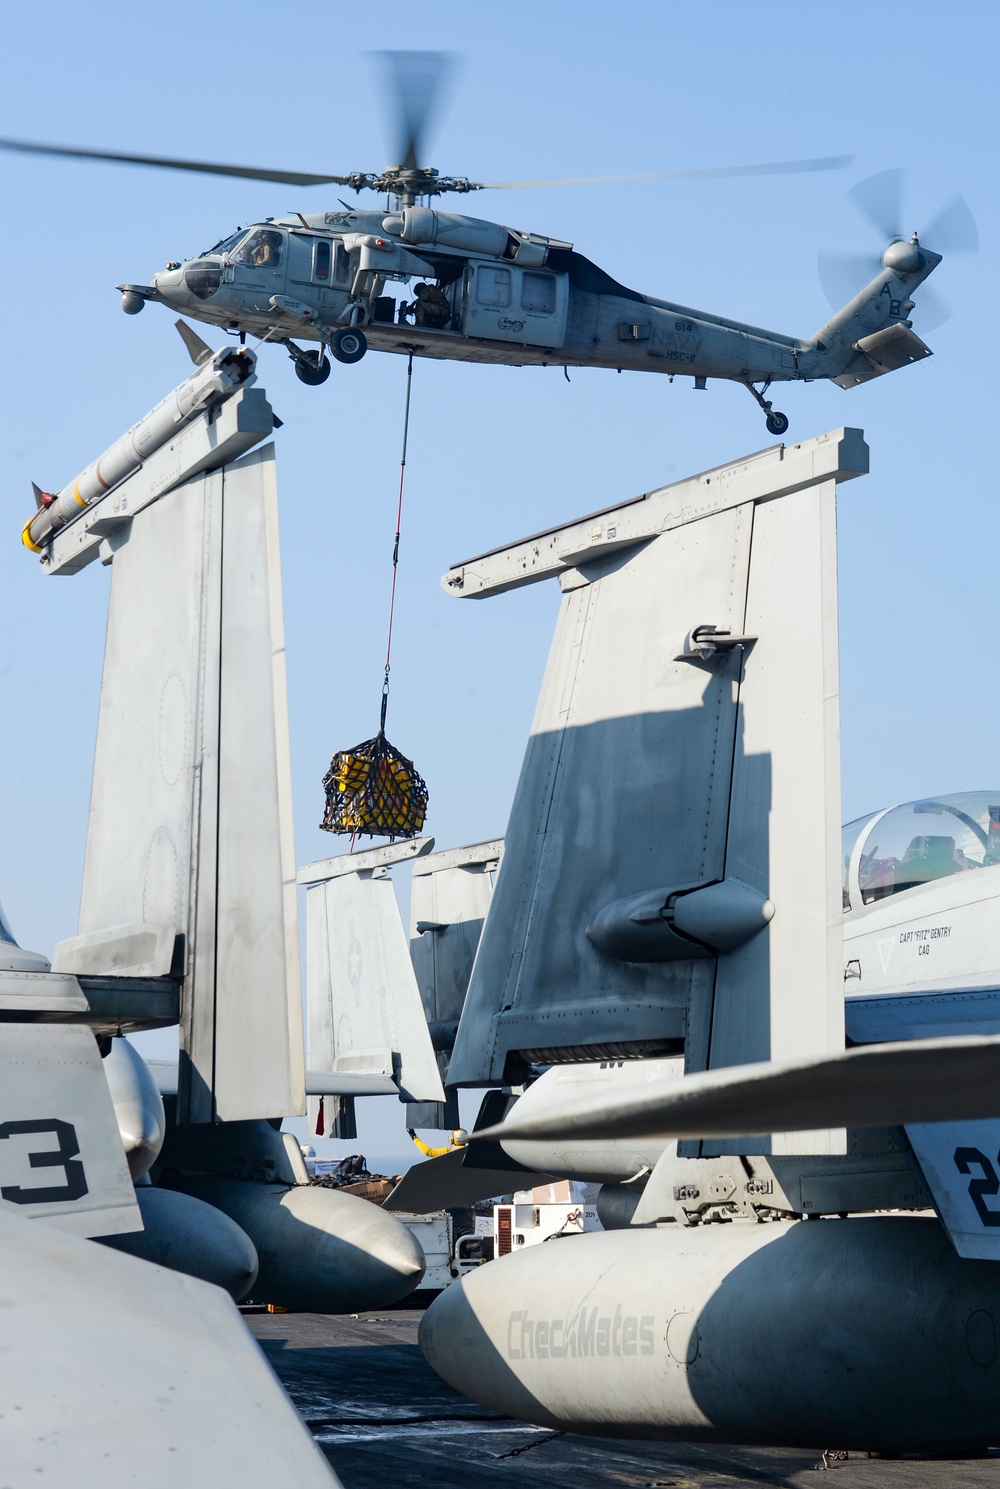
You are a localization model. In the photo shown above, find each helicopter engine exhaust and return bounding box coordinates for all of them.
[22,344,257,552]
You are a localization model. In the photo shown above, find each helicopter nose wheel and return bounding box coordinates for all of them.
[332,327,368,364]
[744,380,789,437]
[293,351,331,386]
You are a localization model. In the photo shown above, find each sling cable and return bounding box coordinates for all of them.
[320,354,428,841]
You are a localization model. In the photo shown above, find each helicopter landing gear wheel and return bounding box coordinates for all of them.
[332,327,368,364]
[294,352,331,386]
[744,380,789,437]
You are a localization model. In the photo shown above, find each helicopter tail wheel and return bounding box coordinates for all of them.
[332,327,368,365]
[744,380,789,437]
[294,352,331,386]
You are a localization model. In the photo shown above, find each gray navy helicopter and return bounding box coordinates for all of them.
[0,54,976,433]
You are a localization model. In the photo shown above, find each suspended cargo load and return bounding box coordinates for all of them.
[320,729,428,839]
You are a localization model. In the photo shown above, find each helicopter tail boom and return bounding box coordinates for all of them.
[807,245,941,388]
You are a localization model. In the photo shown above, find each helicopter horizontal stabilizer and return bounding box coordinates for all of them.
[852,322,932,379]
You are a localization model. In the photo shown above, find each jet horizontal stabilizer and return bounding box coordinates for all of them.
[476,1033,1000,1144]
[383,1144,558,1213]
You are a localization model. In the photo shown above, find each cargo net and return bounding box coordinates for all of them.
[320,729,428,840]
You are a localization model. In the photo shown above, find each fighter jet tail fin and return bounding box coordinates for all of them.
[446,431,867,1156]
[52,444,304,1126]
[406,838,503,1129]
[299,839,446,1136]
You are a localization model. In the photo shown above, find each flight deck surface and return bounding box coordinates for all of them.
[246,1305,1000,1488]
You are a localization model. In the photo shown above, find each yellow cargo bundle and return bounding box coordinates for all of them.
[320,729,428,840]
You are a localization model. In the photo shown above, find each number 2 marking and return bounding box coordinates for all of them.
[0,1119,89,1205]
[954,1147,1000,1227]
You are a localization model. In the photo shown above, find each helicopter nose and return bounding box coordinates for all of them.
[151,265,188,304]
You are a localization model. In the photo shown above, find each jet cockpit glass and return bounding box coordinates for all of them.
[853,791,1000,906]
[0,898,18,946]
[841,815,870,910]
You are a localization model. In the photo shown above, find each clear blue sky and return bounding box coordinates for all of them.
[1,3,997,1160]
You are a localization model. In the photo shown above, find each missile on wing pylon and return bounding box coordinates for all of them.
[22,333,257,552]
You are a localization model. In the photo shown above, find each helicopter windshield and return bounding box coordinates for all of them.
[202,229,249,258]
[853,791,1000,906]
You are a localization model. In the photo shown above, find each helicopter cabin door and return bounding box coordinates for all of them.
[231,227,288,312]
[466,263,568,348]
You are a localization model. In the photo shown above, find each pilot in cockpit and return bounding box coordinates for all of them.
[239,229,282,269]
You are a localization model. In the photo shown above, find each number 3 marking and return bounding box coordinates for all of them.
[954,1147,1000,1227]
[0,1119,89,1204]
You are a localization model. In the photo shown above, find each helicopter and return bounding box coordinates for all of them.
[0,55,971,434]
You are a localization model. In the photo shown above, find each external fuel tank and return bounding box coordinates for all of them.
[421,1217,1000,1452]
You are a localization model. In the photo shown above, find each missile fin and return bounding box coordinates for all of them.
[31,481,48,509]
[175,319,214,367]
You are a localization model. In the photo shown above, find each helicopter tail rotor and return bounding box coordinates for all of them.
[820,170,978,331]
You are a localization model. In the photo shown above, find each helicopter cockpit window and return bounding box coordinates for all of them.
[856,792,1000,905]
[204,229,249,258]
[334,243,351,284]
[521,272,556,314]
[314,240,331,281]
[236,229,283,269]
[476,266,512,308]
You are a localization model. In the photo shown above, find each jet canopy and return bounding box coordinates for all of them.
[843,791,1000,910]
[0,897,17,946]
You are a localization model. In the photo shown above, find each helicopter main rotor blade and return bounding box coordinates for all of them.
[849,168,906,241]
[375,50,454,173]
[478,154,854,189]
[0,137,354,188]
[923,193,979,254]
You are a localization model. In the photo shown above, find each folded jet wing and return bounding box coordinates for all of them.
[475,1033,1000,1145]
[0,1203,338,1485]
